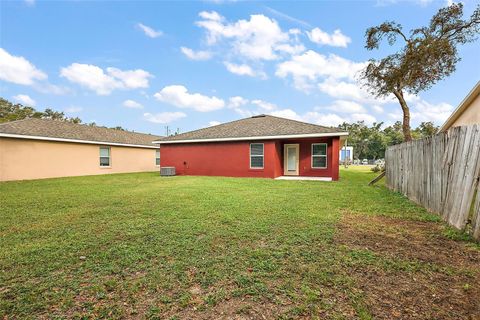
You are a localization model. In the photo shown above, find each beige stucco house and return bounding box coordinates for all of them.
[0,118,161,181]
[440,81,480,131]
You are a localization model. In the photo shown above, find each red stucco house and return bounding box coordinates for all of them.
[154,115,348,180]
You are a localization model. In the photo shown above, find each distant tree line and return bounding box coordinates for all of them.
[337,121,438,160]
[0,97,125,130]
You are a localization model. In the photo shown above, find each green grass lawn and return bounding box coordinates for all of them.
[1,167,479,319]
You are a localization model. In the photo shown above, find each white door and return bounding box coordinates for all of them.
[284,144,299,176]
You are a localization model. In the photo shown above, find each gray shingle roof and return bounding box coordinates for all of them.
[158,115,346,143]
[0,118,161,147]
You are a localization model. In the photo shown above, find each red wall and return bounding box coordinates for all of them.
[160,137,341,180]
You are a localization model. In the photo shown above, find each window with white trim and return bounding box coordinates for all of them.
[250,143,264,168]
[155,149,160,166]
[99,146,111,167]
[311,143,327,168]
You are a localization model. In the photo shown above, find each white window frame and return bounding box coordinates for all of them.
[99,146,111,168]
[311,143,327,169]
[249,143,264,169]
[155,149,160,166]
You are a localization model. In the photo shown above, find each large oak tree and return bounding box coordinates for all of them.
[361,3,480,141]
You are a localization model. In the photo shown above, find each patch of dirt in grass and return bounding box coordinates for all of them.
[161,298,286,320]
[337,214,480,268]
[156,278,361,319]
[352,267,480,320]
[336,214,480,319]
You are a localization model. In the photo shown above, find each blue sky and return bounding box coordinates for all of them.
[1,0,479,136]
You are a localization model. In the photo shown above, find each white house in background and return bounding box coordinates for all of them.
[339,146,353,163]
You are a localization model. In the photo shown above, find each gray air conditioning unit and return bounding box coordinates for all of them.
[160,167,176,176]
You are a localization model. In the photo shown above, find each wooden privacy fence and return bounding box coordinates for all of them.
[385,125,480,241]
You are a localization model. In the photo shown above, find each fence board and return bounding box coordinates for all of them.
[385,125,480,241]
[473,183,480,240]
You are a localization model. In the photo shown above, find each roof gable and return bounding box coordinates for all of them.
[0,118,161,147]
[157,115,347,144]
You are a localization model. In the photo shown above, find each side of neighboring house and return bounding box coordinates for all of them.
[440,81,480,131]
[0,119,161,181]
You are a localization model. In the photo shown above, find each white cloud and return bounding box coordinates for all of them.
[224,62,266,78]
[380,94,453,126]
[196,11,302,61]
[273,43,305,55]
[372,105,384,113]
[387,110,403,120]
[257,106,354,127]
[227,97,302,123]
[0,48,47,85]
[318,78,364,101]
[12,94,36,106]
[180,47,213,61]
[234,108,255,118]
[123,99,143,109]
[251,99,277,111]
[318,78,393,105]
[228,96,249,108]
[303,112,347,126]
[269,108,303,121]
[106,67,151,89]
[306,101,377,125]
[24,0,35,6]
[411,100,454,124]
[224,62,255,77]
[227,96,252,116]
[227,97,345,126]
[317,78,452,125]
[224,96,376,127]
[350,113,377,124]
[324,100,366,113]
[307,28,351,47]
[289,28,302,36]
[303,111,377,126]
[60,63,152,95]
[64,106,82,113]
[0,49,70,95]
[60,64,118,95]
[199,11,224,21]
[208,120,222,126]
[143,112,186,124]
[275,50,366,91]
[154,85,225,112]
[136,23,163,38]
[229,97,281,117]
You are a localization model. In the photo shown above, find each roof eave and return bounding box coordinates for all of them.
[0,133,159,149]
[153,132,348,144]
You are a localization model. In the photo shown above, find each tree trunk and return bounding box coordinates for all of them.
[393,90,412,142]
